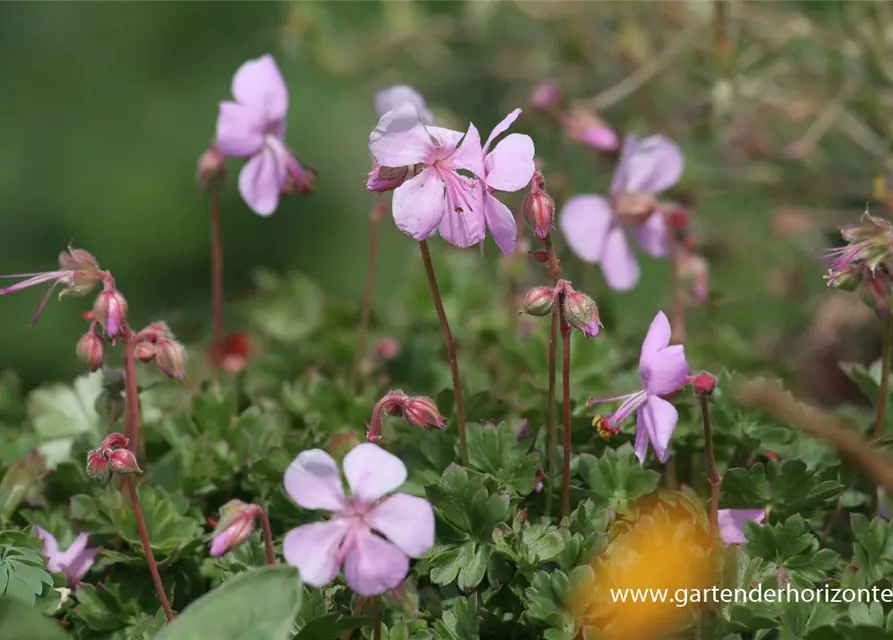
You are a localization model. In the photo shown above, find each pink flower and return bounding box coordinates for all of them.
[209,499,257,557]
[559,134,683,290]
[478,109,536,255]
[282,443,434,596]
[35,527,100,586]
[562,107,618,151]
[215,55,311,216]
[375,85,433,125]
[588,311,689,463]
[717,509,766,545]
[368,103,485,247]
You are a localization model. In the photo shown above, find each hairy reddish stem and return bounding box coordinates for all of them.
[560,304,572,518]
[366,395,391,443]
[210,186,224,353]
[542,234,562,517]
[341,597,367,640]
[373,596,382,640]
[253,506,276,565]
[351,204,385,390]
[668,221,686,343]
[123,330,142,456]
[125,477,174,622]
[419,240,468,466]
[699,395,720,542]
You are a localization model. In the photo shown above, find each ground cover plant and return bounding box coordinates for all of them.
[2,2,893,639]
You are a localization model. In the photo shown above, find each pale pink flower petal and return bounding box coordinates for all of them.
[437,177,485,248]
[483,108,522,153]
[215,102,266,157]
[482,192,518,255]
[558,195,613,263]
[634,213,669,258]
[57,533,90,569]
[640,311,672,358]
[62,546,99,584]
[633,418,651,464]
[343,529,410,596]
[485,134,535,192]
[231,55,289,123]
[284,449,347,511]
[640,342,689,397]
[238,145,288,216]
[718,509,766,545]
[365,493,435,557]
[392,169,446,241]
[637,395,678,464]
[610,134,640,196]
[369,104,433,167]
[600,225,640,291]
[375,85,433,125]
[35,527,60,571]
[343,443,407,504]
[579,124,619,151]
[446,123,485,177]
[622,135,684,195]
[282,520,351,586]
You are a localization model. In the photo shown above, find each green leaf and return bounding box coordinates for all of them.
[154,565,302,640]
[457,543,487,590]
[295,614,372,640]
[432,595,480,640]
[0,596,69,640]
[465,422,540,494]
[576,444,660,511]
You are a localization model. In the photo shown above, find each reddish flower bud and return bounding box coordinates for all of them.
[404,396,445,430]
[76,332,105,372]
[531,80,561,111]
[85,449,111,485]
[197,143,226,188]
[210,499,256,557]
[523,172,555,240]
[379,389,410,416]
[93,289,128,338]
[155,338,187,381]
[689,372,717,396]
[100,433,129,450]
[521,286,555,317]
[561,287,601,337]
[367,164,412,193]
[134,341,156,363]
[372,338,399,360]
[107,448,142,475]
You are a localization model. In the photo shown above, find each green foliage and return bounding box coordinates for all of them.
[0,531,54,605]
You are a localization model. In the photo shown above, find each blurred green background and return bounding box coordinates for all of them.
[0,0,889,394]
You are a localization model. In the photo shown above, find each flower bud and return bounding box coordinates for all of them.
[210,500,256,557]
[85,449,111,485]
[100,433,129,450]
[562,107,618,151]
[93,289,128,338]
[134,341,156,363]
[521,286,555,317]
[860,269,893,317]
[523,172,554,240]
[76,332,105,372]
[404,396,445,430]
[562,288,601,337]
[531,81,561,111]
[689,372,717,396]
[155,338,187,381]
[283,162,315,196]
[372,338,399,360]
[197,143,226,189]
[367,164,412,193]
[107,448,142,475]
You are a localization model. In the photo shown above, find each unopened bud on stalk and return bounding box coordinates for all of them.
[100,433,130,450]
[523,172,554,240]
[93,289,128,339]
[155,338,187,381]
[688,372,717,396]
[85,449,111,485]
[859,268,893,318]
[107,448,142,475]
[197,142,226,189]
[561,285,601,337]
[210,499,257,557]
[76,331,105,372]
[134,341,156,363]
[404,396,445,429]
[521,286,555,317]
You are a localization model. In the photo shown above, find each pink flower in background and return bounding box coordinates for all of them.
[531,80,561,111]
[209,499,257,557]
[478,109,536,255]
[559,134,683,290]
[216,55,313,216]
[283,443,435,596]
[35,528,100,586]
[717,509,767,545]
[369,103,485,247]
[562,106,618,151]
[375,85,433,125]
[589,311,689,463]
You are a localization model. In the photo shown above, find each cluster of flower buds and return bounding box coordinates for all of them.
[209,499,259,557]
[530,80,618,152]
[131,322,188,381]
[523,171,555,240]
[85,433,141,485]
[377,390,445,430]
[819,211,893,317]
[520,280,601,337]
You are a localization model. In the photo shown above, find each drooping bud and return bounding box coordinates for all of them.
[107,448,142,475]
[134,341,156,363]
[76,331,105,372]
[379,389,410,416]
[367,164,413,193]
[197,142,226,189]
[562,106,619,151]
[93,288,128,338]
[561,286,601,337]
[85,449,111,485]
[100,433,130,450]
[283,161,316,196]
[521,286,555,317]
[531,81,561,111]
[523,172,555,240]
[210,499,257,557]
[404,396,446,430]
[155,338,187,381]
[689,372,717,397]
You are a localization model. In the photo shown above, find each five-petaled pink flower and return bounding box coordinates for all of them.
[478,109,536,255]
[35,527,100,586]
[283,442,435,596]
[216,55,313,216]
[589,311,689,464]
[368,103,485,248]
[717,509,766,545]
[375,85,433,125]
[559,134,683,290]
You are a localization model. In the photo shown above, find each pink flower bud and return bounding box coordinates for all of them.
[531,81,561,111]
[562,287,601,337]
[100,433,129,450]
[283,162,316,196]
[93,289,128,338]
[367,164,413,193]
[210,499,256,557]
[134,341,156,363]
[689,372,717,396]
[372,338,400,360]
[562,107,618,151]
[521,286,556,317]
[76,332,105,372]
[523,173,554,240]
[404,396,445,430]
[155,338,187,381]
[380,389,410,416]
[197,143,226,188]
[86,449,111,485]
[107,448,142,475]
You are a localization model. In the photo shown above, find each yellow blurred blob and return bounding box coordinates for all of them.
[570,493,718,640]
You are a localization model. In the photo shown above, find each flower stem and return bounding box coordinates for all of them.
[254,506,276,565]
[668,222,686,343]
[699,395,720,542]
[340,598,366,640]
[210,185,224,354]
[373,596,382,640]
[124,477,174,622]
[123,331,142,457]
[419,240,468,466]
[351,203,385,391]
[546,302,559,517]
[560,300,572,519]
[366,395,390,443]
[874,314,893,439]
